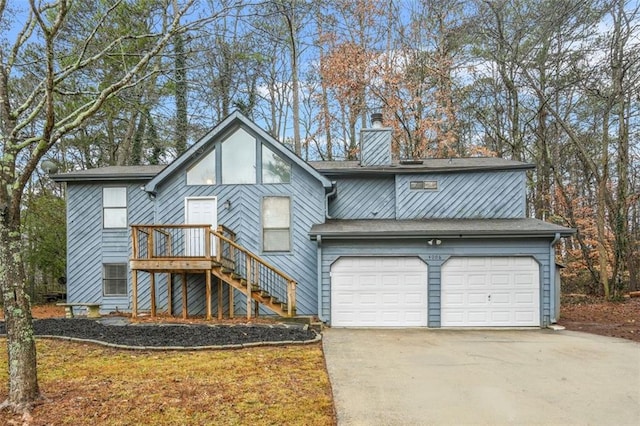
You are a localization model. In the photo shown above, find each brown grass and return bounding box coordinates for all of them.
[0,339,335,425]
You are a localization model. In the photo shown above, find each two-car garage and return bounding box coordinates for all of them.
[330,256,541,327]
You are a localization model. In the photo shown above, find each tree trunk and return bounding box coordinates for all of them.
[0,205,40,411]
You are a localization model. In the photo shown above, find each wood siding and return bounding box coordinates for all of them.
[320,238,553,327]
[329,177,395,219]
[149,160,325,316]
[395,171,526,219]
[328,170,526,220]
[66,182,154,312]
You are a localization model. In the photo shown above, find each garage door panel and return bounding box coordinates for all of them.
[491,274,511,286]
[442,257,540,327]
[468,293,488,305]
[331,257,428,327]
[514,292,535,304]
[491,292,511,304]
[382,293,399,304]
[468,311,489,323]
[468,274,488,287]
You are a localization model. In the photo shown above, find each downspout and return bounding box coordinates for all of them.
[324,182,337,220]
[316,235,327,322]
[549,232,561,325]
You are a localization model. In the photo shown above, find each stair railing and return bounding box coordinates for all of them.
[212,226,296,316]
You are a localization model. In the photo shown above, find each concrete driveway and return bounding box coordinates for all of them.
[323,328,640,425]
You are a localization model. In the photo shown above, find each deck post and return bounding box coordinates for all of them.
[246,259,252,320]
[288,281,296,317]
[205,272,212,320]
[132,269,138,318]
[150,272,156,317]
[181,272,188,319]
[229,287,234,319]
[167,273,173,316]
[205,226,211,258]
[216,226,222,262]
[217,279,223,320]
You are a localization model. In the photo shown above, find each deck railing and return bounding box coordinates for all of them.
[130,224,296,316]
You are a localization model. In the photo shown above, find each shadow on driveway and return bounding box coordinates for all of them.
[323,328,640,425]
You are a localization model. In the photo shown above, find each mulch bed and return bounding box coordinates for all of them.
[0,318,318,348]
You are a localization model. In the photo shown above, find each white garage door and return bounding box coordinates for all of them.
[441,257,540,327]
[331,257,428,327]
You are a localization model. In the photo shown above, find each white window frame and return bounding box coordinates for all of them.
[103,187,127,229]
[262,196,291,252]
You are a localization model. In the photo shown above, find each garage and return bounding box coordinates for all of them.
[331,256,429,327]
[441,257,540,327]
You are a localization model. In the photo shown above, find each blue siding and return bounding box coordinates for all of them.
[360,128,392,166]
[320,238,553,327]
[150,159,325,316]
[66,182,153,313]
[396,171,526,219]
[329,177,395,219]
[66,184,102,305]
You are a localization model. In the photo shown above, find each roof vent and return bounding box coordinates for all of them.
[399,159,424,165]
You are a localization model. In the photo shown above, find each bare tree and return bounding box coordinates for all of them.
[0,0,197,411]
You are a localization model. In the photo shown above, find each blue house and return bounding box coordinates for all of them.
[53,111,573,327]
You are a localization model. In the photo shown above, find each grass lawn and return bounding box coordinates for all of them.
[0,339,335,425]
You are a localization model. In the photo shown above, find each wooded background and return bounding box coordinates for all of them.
[4,0,639,299]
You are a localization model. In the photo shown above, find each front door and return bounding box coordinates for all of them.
[185,197,217,256]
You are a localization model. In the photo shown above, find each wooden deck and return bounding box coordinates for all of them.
[130,224,296,320]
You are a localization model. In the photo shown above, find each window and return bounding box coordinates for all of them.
[221,128,256,184]
[187,148,216,185]
[103,263,127,296]
[262,144,291,183]
[103,187,127,228]
[262,196,291,252]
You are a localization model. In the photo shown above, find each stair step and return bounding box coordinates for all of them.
[221,267,234,274]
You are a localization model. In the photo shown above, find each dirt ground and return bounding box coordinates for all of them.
[5,299,640,343]
[558,295,640,342]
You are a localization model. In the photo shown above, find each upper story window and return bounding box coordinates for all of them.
[187,148,216,185]
[103,187,127,228]
[221,128,256,184]
[262,196,291,252]
[262,144,291,183]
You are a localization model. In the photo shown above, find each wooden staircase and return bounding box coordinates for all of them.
[211,225,296,318]
[130,224,296,319]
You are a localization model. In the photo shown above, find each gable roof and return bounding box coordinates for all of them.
[51,165,166,182]
[310,157,534,176]
[145,110,332,193]
[310,218,575,239]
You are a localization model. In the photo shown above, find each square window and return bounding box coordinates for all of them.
[103,264,127,296]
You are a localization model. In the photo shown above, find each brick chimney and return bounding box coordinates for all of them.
[360,113,392,166]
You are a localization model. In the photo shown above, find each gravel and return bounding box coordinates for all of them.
[0,319,318,349]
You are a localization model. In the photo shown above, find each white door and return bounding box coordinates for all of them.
[184,197,217,256]
[441,257,540,327]
[331,257,428,327]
